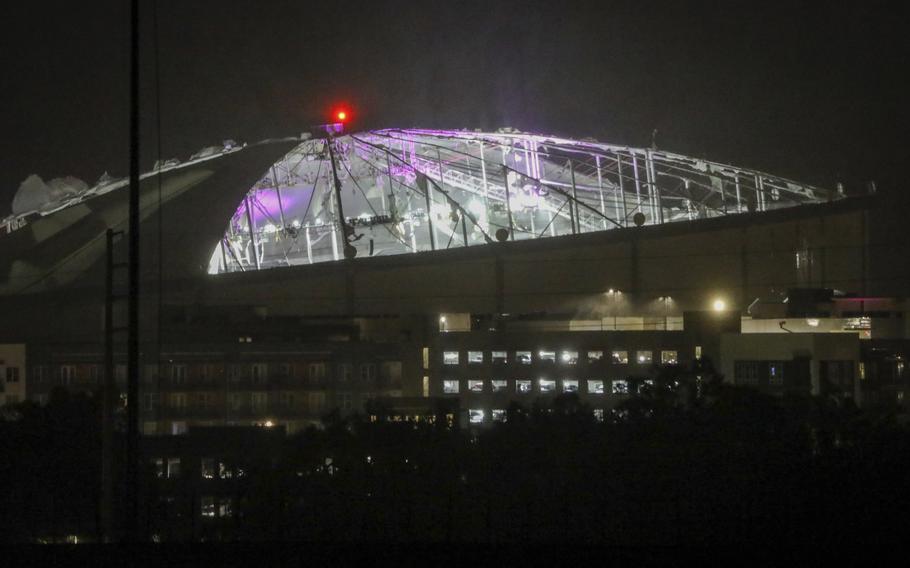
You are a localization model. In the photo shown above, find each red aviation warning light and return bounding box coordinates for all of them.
[336,110,347,122]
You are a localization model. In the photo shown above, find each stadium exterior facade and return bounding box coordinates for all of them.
[1,129,907,432]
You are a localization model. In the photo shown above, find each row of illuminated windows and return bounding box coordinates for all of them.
[467,408,608,424]
[153,457,246,481]
[442,350,678,366]
[200,496,233,519]
[442,378,649,395]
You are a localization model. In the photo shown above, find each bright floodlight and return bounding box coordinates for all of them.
[712,299,726,312]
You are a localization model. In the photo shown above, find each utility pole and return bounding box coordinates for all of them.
[125,0,141,542]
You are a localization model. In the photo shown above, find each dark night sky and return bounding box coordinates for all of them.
[2,1,908,214]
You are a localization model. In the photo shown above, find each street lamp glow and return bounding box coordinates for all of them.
[712,299,726,312]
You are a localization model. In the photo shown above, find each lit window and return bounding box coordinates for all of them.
[593,409,605,422]
[695,345,702,360]
[563,380,579,393]
[443,380,460,394]
[422,347,429,370]
[167,458,181,479]
[142,421,157,436]
[443,351,460,365]
[539,378,556,393]
[468,351,484,364]
[219,462,234,480]
[560,351,579,364]
[422,376,429,397]
[516,380,532,394]
[587,380,604,394]
[491,379,507,393]
[468,409,485,424]
[611,380,629,394]
[515,351,532,364]
[201,458,215,479]
[611,350,629,365]
[200,496,215,518]
[539,350,556,363]
[636,351,653,364]
[468,380,484,393]
[492,351,507,364]
[492,409,506,422]
[151,458,165,478]
[587,351,604,362]
[218,498,233,518]
[661,350,678,365]
[171,421,187,436]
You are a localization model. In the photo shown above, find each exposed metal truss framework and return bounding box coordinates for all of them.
[209,129,836,274]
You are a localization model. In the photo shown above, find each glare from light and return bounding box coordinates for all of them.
[806,318,820,327]
[439,316,446,323]
[712,299,726,312]
[264,420,274,428]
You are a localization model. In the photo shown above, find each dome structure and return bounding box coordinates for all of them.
[208,128,834,274]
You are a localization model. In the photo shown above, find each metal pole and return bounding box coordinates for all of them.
[596,156,607,230]
[219,239,228,272]
[419,173,436,250]
[271,166,287,229]
[243,196,261,270]
[616,155,627,226]
[101,229,115,543]
[305,226,313,264]
[645,149,662,223]
[734,174,742,213]
[125,0,141,543]
[632,153,643,219]
[326,137,351,257]
[385,153,398,220]
[569,160,579,234]
[502,165,515,240]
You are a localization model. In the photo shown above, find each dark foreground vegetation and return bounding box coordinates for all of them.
[2,368,908,544]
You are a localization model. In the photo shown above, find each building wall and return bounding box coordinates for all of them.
[719,332,861,397]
